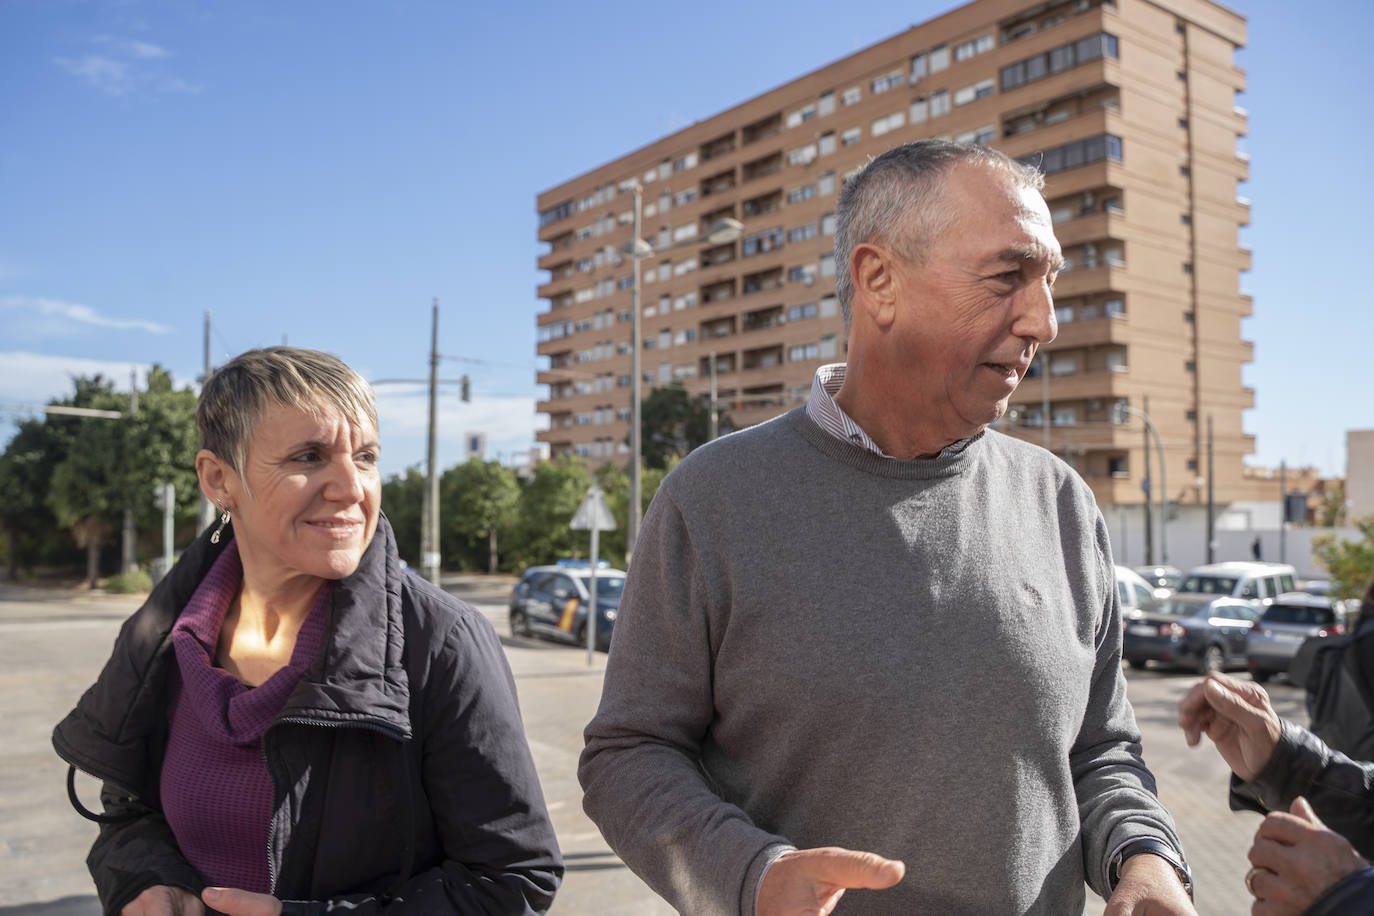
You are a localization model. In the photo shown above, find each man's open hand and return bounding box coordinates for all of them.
[1177,672,1282,782]
[757,846,905,916]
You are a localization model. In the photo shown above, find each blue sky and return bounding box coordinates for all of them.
[1,0,1369,480]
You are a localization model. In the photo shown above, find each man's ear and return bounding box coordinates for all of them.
[851,243,898,330]
[196,449,235,507]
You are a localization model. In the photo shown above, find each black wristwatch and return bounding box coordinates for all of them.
[1110,837,1193,900]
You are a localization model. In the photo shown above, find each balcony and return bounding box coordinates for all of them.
[1050,210,1124,248]
[742,152,784,183]
[742,305,784,332]
[1050,264,1126,299]
[701,131,737,162]
[742,267,785,296]
[700,169,736,197]
[742,112,783,146]
[1010,366,1130,403]
[741,345,784,371]
[742,190,783,219]
[1049,314,1129,348]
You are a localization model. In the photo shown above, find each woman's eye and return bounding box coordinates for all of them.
[293,450,321,464]
[357,451,379,465]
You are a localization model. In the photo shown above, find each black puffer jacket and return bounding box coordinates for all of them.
[1230,721,1374,915]
[52,514,562,915]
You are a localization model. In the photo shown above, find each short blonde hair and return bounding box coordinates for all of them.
[197,346,377,478]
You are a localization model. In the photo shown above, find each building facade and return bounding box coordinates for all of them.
[535,0,1259,510]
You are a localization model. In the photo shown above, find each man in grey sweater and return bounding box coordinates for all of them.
[579,140,1195,916]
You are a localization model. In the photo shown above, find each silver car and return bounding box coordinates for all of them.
[1245,593,1345,683]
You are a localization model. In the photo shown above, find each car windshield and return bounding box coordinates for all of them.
[1262,605,1333,626]
[1179,575,1237,595]
[1147,598,1201,617]
[577,575,626,599]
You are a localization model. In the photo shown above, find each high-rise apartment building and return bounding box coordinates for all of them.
[535,0,1258,511]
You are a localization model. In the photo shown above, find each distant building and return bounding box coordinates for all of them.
[535,0,1266,513]
[1348,429,1374,523]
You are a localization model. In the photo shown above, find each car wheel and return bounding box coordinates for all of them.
[510,608,530,638]
[1124,658,1143,670]
[1251,668,1271,684]
[1199,645,1224,675]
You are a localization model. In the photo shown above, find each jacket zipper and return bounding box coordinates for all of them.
[261,715,407,895]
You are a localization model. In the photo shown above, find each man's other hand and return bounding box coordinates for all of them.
[1103,854,1197,915]
[1177,671,1282,782]
[757,846,905,916]
[1245,797,1369,915]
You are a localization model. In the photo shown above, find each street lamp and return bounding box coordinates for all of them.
[621,181,743,560]
[1113,401,1167,566]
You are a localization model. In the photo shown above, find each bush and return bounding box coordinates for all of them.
[106,567,153,594]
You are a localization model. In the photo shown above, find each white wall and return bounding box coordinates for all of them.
[1102,502,1361,579]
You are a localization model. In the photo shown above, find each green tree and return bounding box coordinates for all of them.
[1317,484,1348,528]
[593,459,672,566]
[381,467,425,567]
[507,457,591,569]
[47,368,199,586]
[440,460,520,572]
[636,383,732,470]
[0,416,68,579]
[1313,515,1374,601]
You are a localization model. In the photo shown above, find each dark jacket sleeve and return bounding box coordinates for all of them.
[280,610,562,915]
[1230,720,1374,859]
[1300,867,1374,915]
[85,783,204,916]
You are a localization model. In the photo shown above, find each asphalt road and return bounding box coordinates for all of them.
[0,579,1310,915]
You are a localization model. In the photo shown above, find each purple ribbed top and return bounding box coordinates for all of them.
[161,542,330,891]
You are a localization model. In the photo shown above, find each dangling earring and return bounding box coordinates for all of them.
[211,501,231,544]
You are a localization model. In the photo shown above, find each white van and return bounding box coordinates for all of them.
[1177,562,1298,609]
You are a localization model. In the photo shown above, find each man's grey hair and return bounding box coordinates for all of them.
[197,346,377,481]
[832,139,1045,327]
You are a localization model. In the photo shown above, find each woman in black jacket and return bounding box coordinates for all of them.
[1179,671,1373,915]
[53,347,562,915]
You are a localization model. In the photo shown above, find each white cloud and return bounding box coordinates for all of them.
[0,295,171,335]
[54,55,131,95]
[0,352,153,408]
[124,40,168,60]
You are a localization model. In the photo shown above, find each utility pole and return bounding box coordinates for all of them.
[708,351,719,441]
[1142,400,1154,567]
[1206,414,1215,564]
[121,368,139,573]
[627,183,644,563]
[200,310,216,531]
[422,299,442,586]
[1039,350,1049,450]
[1279,460,1288,564]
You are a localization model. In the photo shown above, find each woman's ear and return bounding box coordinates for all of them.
[196,450,234,508]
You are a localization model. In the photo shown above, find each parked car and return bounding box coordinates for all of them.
[1134,565,1183,598]
[1296,578,1332,597]
[1246,594,1345,683]
[508,561,626,651]
[1116,566,1159,623]
[1122,594,1261,675]
[1176,562,1297,608]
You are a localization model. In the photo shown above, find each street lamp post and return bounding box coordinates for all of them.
[621,184,742,561]
[1114,401,1168,566]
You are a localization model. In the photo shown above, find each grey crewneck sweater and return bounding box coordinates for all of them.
[580,408,1182,915]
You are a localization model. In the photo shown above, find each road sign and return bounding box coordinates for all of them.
[571,485,617,532]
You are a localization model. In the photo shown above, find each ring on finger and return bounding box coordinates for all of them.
[1245,865,1272,896]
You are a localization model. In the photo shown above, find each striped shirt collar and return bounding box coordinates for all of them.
[804,363,973,460]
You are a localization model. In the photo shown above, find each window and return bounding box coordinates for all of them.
[1183,311,1195,323]
[539,200,574,227]
[910,53,928,83]
[1104,298,1124,317]
[742,227,784,256]
[842,126,861,146]
[788,184,817,204]
[788,143,818,166]
[910,97,929,124]
[673,258,697,276]
[789,343,820,362]
[1185,361,1196,373]
[819,295,837,317]
[872,68,905,94]
[1050,354,1077,375]
[673,152,698,172]
[788,224,818,243]
[786,104,818,128]
[1052,407,1078,426]
[821,212,836,235]
[818,91,835,116]
[930,90,950,118]
[818,171,836,195]
[674,188,697,207]
[1182,262,1193,273]
[673,223,698,242]
[842,86,861,106]
[871,111,905,137]
[1018,134,1122,175]
[954,34,993,62]
[819,335,838,359]
[674,329,696,346]
[1000,33,1119,92]
[819,253,836,277]
[929,44,950,73]
[1055,305,1075,324]
[952,78,995,106]
[788,264,818,284]
[957,125,996,145]
[787,302,818,321]
[1106,351,1126,372]
[818,132,837,156]
[1180,214,1191,225]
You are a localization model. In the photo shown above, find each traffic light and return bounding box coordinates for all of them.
[460,375,471,402]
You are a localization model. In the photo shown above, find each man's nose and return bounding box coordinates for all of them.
[1014,279,1057,346]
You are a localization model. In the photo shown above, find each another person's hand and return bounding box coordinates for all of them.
[757,846,905,916]
[121,886,204,916]
[1103,854,1197,915]
[200,888,282,916]
[1245,797,1369,916]
[1177,672,1282,781]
